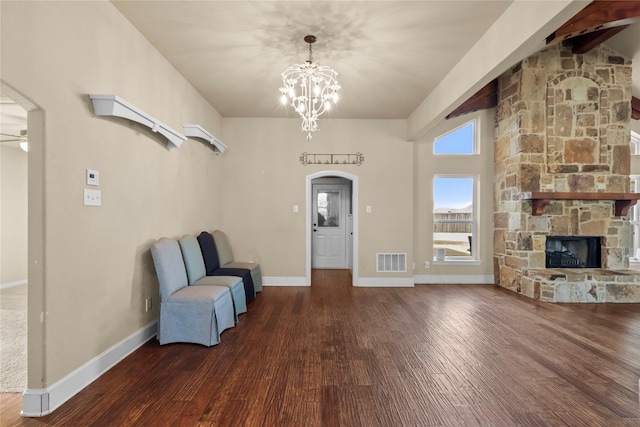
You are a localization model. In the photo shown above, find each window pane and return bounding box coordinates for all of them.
[433,177,473,257]
[434,121,474,154]
[318,190,340,227]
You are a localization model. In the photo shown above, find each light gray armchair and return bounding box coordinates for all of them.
[213,230,263,293]
[150,237,235,346]
[178,234,247,322]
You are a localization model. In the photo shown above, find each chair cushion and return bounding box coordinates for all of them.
[213,230,234,266]
[169,284,230,304]
[193,275,243,287]
[193,275,246,321]
[209,268,255,302]
[178,235,207,285]
[197,231,220,274]
[224,261,258,272]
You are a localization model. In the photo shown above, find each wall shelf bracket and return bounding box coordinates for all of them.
[183,124,227,154]
[89,94,186,149]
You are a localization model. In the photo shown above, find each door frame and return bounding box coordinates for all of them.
[305,170,358,286]
[1,80,45,409]
[312,183,348,269]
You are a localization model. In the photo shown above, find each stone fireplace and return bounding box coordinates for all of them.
[493,42,640,303]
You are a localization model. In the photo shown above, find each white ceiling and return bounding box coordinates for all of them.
[110,0,513,119]
[2,2,639,140]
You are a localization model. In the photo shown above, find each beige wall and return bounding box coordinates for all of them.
[1,1,223,386]
[413,109,495,280]
[221,118,414,280]
[0,145,28,284]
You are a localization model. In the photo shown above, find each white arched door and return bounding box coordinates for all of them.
[312,184,347,268]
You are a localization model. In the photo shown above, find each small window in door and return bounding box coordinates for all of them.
[318,190,340,227]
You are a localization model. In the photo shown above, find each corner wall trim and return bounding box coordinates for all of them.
[263,276,308,286]
[414,274,495,285]
[356,277,415,287]
[22,321,157,417]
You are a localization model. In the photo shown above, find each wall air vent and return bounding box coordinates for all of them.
[376,253,407,272]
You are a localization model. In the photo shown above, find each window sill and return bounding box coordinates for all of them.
[432,259,482,266]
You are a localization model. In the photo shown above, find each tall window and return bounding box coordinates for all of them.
[630,176,640,263]
[434,119,476,155]
[630,131,640,263]
[433,176,476,260]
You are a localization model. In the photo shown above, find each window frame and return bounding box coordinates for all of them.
[630,130,640,155]
[433,118,478,155]
[432,174,479,263]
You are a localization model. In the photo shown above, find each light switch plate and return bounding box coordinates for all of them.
[86,169,99,186]
[84,188,102,206]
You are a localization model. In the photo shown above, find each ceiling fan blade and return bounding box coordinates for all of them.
[0,132,22,138]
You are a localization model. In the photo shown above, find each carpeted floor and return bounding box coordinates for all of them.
[0,284,27,393]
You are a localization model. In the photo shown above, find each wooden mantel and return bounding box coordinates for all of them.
[518,192,640,216]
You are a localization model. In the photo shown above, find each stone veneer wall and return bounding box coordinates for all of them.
[494,42,633,300]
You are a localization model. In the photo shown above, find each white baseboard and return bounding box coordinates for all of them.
[356,277,415,287]
[263,276,308,286]
[1,279,27,289]
[22,321,157,417]
[414,274,495,285]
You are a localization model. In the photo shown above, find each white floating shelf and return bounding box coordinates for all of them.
[183,124,227,154]
[89,95,186,149]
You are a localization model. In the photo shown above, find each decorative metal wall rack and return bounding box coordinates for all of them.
[300,152,364,166]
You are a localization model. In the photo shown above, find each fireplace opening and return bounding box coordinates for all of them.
[545,236,602,268]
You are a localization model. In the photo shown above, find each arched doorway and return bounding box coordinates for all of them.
[1,81,46,415]
[305,171,358,286]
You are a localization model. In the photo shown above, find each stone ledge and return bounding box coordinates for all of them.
[524,268,640,303]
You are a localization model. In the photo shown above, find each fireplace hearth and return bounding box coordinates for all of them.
[545,236,601,269]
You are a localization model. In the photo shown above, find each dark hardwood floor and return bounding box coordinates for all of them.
[2,269,640,426]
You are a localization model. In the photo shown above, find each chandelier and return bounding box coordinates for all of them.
[279,35,341,141]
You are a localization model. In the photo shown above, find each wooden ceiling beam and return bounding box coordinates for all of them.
[448,2,640,120]
[446,79,498,120]
[571,25,629,54]
[546,1,640,45]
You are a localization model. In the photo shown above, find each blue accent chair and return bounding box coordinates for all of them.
[197,232,255,302]
[178,234,247,322]
[150,237,234,346]
[213,230,263,293]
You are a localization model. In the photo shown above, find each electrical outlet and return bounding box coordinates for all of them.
[145,298,152,312]
[424,261,430,269]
